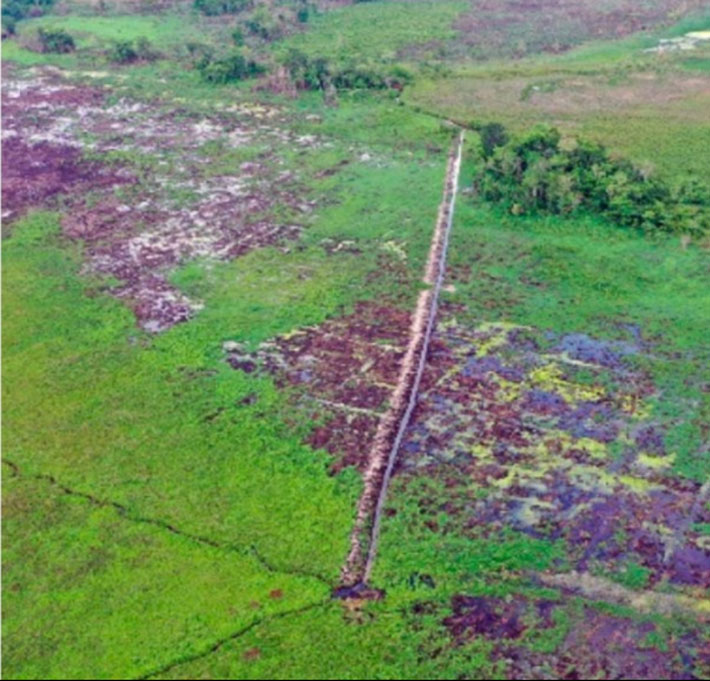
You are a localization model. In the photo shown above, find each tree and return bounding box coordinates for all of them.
[479,122,508,159]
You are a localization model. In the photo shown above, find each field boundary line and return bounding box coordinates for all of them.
[2,458,332,587]
[338,129,465,591]
[138,600,330,680]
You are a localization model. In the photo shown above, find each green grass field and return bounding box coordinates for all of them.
[3,1,710,678]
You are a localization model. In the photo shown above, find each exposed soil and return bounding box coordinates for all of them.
[340,130,465,586]
[225,301,411,473]
[1,137,132,224]
[2,66,323,331]
[444,594,530,641]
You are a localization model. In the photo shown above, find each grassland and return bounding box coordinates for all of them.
[277,1,467,62]
[3,1,710,679]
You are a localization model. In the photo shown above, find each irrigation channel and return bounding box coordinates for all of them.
[335,128,465,597]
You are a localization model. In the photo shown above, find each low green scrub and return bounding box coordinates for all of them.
[37,27,75,53]
[244,6,286,41]
[282,48,413,91]
[475,124,710,236]
[2,211,362,581]
[194,0,251,16]
[108,37,159,63]
[194,48,266,83]
[277,1,467,62]
[154,597,502,680]
[2,0,54,33]
[446,199,710,482]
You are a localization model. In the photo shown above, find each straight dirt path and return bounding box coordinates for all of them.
[338,128,465,592]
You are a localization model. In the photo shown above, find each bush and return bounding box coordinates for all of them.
[194,0,250,16]
[243,6,286,41]
[478,122,509,159]
[109,38,159,64]
[195,50,266,84]
[474,124,710,236]
[2,16,16,36]
[135,37,159,61]
[109,40,138,63]
[231,27,244,46]
[37,28,75,54]
[282,50,412,92]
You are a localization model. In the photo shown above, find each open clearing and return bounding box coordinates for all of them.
[2,1,710,679]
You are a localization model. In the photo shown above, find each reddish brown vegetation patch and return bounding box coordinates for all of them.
[226,302,411,473]
[439,593,706,679]
[444,595,530,641]
[3,68,320,331]
[398,310,710,591]
[454,0,710,57]
[1,137,131,222]
[502,607,696,680]
[242,647,261,661]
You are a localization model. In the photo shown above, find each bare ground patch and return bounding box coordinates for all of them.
[2,67,325,330]
[225,301,411,474]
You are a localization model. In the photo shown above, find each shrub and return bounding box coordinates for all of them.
[478,122,508,159]
[244,17,272,40]
[231,27,244,46]
[243,6,285,41]
[135,37,159,61]
[186,41,214,60]
[194,0,250,16]
[2,16,17,36]
[195,50,266,84]
[474,124,710,236]
[37,28,75,54]
[282,50,412,93]
[109,38,159,64]
[109,40,138,63]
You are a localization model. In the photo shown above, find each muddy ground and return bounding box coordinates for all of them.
[2,65,322,331]
[225,291,709,590]
[248,298,709,584]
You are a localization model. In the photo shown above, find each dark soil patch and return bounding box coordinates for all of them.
[226,301,411,474]
[505,608,690,680]
[444,594,529,641]
[1,137,132,222]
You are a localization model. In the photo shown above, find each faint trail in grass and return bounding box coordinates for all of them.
[538,571,710,619]
[138,600,330,680]
[338,129,465,591]
[2,458,332,587]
